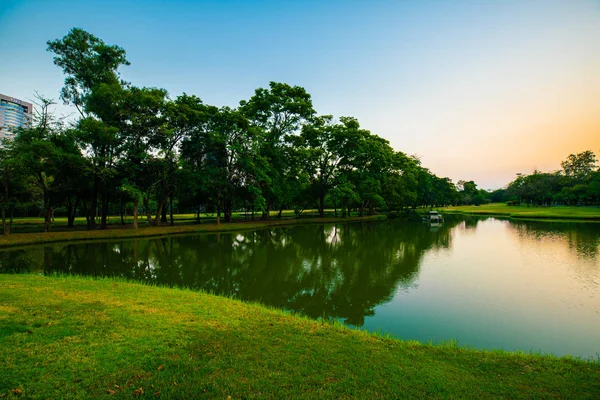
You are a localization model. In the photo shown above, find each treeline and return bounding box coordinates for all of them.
[1,28,485,234]
[489,150,600,206]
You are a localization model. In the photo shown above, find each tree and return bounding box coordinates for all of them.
[381,152,420,212]
[301,115,355,217]
[7,96,83,232]
[118,86,169,228]
[240,82,315,219]
[561,151,598,182]
[48,28,131,229]
[0,146,32,235]
[202,107,254,224]
[47,27,129,118]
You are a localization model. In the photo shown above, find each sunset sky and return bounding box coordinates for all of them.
[1,0,599,188]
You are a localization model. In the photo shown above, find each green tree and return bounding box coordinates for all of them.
[47,27,129,118]
[48,28,131,229]
[301,115,354,217]
[7,96,83,232]
[561,150,598,182]
[240,82,315,219]
[117,86,169,228]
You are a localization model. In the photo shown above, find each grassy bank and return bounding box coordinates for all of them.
[1,275,599,399]
[440,203,600,221]
[0,215,385,249]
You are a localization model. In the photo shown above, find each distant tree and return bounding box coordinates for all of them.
[489,188,508,203]
[301,115,360,217]
[561,150,598,182]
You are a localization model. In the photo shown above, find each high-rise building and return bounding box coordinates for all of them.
[0,94,33,140]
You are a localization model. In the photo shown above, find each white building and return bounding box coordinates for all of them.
[0,93,33,140]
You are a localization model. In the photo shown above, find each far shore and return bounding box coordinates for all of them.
[438,203,600,221]
[0,214,386,249]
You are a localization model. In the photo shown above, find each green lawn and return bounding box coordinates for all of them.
[1,275,598,399]
[440,203,600,221]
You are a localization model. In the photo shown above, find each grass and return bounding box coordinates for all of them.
[0,214,385,249]
[439,203,600,221]
[1,275,599,399]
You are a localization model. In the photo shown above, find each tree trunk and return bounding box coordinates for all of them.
[169,195,174,226]
[278,204,284,219]
[196,204,201,224]
[263,201,271,220]
[9,207,14,233]
[88,176,99,230]
[2,205,8,236]
[133,197,139,229]
[319,196,325,218]
[143,196,155,226]
[100,189,109,229]
[153,195,169,226]
[224,197,232,223]
[120,198,125,226]
[67,198,78,228]
[161,202,168,223]
[81,199,91,228]
[334,200,337,217]
[44,205,53,233]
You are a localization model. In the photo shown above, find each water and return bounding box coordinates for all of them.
[1,216,599,359]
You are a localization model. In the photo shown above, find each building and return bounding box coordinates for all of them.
[0,93,33,140]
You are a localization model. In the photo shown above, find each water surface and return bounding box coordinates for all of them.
[2,216,599,358]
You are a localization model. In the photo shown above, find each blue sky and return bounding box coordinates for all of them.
[1,0,599,188]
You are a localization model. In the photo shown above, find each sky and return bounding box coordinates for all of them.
[1,0,599,189]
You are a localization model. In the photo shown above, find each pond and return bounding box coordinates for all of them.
[1,216,599,359]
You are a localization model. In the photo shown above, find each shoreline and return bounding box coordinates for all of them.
[0,215,386,249]
[437,204,600,222]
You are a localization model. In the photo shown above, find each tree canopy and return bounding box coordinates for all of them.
[7,28,596,233]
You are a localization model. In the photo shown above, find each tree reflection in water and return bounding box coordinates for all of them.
[0,219,459,326]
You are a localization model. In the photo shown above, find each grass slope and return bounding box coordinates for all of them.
[0,215,384,249]
[441,204,600,221]
[1,275,599,399]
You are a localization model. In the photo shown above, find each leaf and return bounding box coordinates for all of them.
[12,389,22,395]
[107,389,116,395]
[157,364,164,371]
[133,387,144,396]
[154,391,161,397]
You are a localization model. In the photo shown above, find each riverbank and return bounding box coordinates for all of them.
[1,275,598,399]
[439,203,600,221]
[0,215,385,249]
